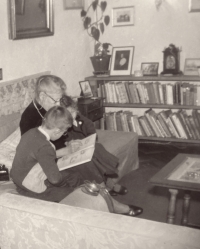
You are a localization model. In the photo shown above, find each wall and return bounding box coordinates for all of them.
[0,0,93,96]
[0,0,199,96]
[99,0,200,74]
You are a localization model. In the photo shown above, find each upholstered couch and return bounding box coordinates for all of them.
[0,73,200,248]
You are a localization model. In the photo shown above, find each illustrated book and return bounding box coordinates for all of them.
[57,133,96,171]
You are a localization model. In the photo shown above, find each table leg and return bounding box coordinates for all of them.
[181,190,191,226]
[167,189,178,224]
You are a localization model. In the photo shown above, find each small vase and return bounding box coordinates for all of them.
[90,55,111,73]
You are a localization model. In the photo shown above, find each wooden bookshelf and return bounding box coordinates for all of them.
[86,74,200,144]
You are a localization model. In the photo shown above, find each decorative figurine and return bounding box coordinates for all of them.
[161,44,182,75]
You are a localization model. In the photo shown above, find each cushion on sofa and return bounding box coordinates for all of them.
[0,112,21,143]
[0,127,21,170]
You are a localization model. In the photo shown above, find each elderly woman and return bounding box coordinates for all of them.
[19,75,142,216]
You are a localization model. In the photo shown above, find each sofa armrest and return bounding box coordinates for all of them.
[0,193,199,249]
[96,129,139,181]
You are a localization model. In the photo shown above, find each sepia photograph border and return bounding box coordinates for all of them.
[110,46,134,76]
[141,62,159,76]
[184,58,200,76]
[112,6,135,27]
[79,80,93,98]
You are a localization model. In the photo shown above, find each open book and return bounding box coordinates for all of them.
[57,133,96,171]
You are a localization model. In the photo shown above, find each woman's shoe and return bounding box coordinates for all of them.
[109,186,128,196]
[123,205,143,217]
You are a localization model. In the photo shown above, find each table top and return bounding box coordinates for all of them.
[149,153,200,191]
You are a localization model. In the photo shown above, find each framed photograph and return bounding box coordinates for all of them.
[110,46,134,76]
[79,81,93,98]
[189,0,200,12]
[141,62,159,76]
[63,0,84,9]
[8,0,54,40]
[112,6,134,27]
[184,58,200,76]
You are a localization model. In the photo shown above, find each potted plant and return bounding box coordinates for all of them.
[81,0,112,73]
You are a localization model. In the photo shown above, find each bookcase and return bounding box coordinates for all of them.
[85,74,200,144]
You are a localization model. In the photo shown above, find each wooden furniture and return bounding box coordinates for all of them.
[77,97,104,122]
[86,74,200,144]
[149,153,200,228]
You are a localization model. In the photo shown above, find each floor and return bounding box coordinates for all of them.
[115,141,200,227]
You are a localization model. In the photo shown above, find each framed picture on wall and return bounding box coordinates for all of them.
[141,62,159,76]
[184,58,200,76]
[63,0,84,9]
[112,6,135,27]
[110,46,134,76]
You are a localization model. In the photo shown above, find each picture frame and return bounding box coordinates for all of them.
[189,0,200,12]
[112,6,134,27]
[8,0,54,40]
[0,69,2,80]
[141,62,159,76]
[110,46,134,76]
[79,81,93,98]
[15,0,25,15]
[63,0,84,9]
[184,58,200,76]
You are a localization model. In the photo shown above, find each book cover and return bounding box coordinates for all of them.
[57,134,96,171]
[152,82,161,104]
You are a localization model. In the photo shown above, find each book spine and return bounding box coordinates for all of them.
[177,110,192,139]
[138,117,151,136]
[170,113,187,139]
[125,81,133,103]
[157,113,172,137]
[115,111,123,131]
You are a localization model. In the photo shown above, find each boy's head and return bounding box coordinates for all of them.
[35,75,67,111]
[42,106,73,141]
[60,95,78,120]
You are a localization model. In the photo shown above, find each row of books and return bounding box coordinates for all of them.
[97,81,200,106]
[100,109,200,140]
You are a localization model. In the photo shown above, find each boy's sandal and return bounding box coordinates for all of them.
[122,205,143,217]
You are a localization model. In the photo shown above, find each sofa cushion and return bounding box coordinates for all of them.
[0,127,21,171]
[0,112,21,143]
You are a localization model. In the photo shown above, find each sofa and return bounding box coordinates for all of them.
[0,72,200,248]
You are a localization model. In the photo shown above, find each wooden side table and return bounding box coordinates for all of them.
[77,97,104,122]
[149,153,200,228]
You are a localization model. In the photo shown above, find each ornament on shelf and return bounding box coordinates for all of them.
[161,44,183,75]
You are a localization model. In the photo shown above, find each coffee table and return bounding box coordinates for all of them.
[149,153,200,228]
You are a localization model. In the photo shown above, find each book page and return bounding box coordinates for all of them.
[57,133,96,171]
[70,133,96,152]
[57,147,95,171]
[167,157,200,183]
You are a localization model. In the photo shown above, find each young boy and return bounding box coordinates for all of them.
[10,106,82,202]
